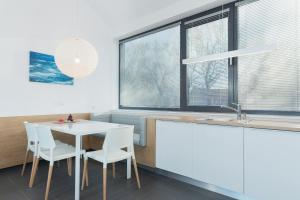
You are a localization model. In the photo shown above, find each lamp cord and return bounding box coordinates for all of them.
[75,0,79,37]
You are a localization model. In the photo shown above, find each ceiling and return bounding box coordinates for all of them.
[86,0,181,23]
[85,0,235,38]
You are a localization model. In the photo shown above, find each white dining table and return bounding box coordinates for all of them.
[37,119,134,200]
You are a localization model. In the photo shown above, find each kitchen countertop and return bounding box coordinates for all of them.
[103,110,300,132]
[149,115,300,132]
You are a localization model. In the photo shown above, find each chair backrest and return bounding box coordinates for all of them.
[24,121,38,144]
[102,126,134,154]
[111,113,147,146]
[36,125,56,149]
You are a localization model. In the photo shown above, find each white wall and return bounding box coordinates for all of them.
[0,0,115,117]
[0,0,239,117]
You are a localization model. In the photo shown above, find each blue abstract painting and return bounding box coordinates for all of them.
[29,51,74,85]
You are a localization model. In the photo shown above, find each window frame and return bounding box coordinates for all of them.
[118,22,182,110]
[118,0,300,116]
[182,5,235,112]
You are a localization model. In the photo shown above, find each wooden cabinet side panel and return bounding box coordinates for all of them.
[134,118,156,167]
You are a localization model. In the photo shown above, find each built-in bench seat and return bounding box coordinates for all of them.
[91,112,147,147]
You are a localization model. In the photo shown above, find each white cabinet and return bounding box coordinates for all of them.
[156,120,300,199]
[193,124,243,193]
[244,128,300,200]
[156,120,243,193]
[156,121,194,178]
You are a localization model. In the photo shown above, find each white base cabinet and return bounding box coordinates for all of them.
[156,121,194,178]
[156,120,300,199]
[156,120,244,193]
[193,124,244,193]
[244,128,300,200]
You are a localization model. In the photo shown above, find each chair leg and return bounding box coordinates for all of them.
[69,158,72,175]
[126,158,131,179]
[132,158,141,189]
[67,159,69,173]
[29,156,39,188]
[45,165,53,200]
[81,159,88,190]
[21,150,29,176]
[85,160,89,187]
[112,163,116,178]
[67,158,72,176]
[28,156,36,186]
[103,166,107,200]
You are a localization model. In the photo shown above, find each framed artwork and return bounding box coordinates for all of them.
[29,51,74,85]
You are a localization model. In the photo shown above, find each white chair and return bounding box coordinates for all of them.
[31,125,85,200]
[21,122,69,187]
[81,126,141,200]
[21,122,38,177]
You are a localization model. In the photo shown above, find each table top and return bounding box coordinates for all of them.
[37,119,133,136]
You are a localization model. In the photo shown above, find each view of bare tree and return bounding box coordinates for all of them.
[186,17,228,106]
[120,26,180,108]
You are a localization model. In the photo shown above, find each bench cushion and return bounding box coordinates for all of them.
[91,113,147,147]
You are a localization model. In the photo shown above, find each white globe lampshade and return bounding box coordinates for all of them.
[55,38,98,78]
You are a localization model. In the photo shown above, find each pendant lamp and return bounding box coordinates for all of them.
[55,38,98,78]
[55,0,98,78]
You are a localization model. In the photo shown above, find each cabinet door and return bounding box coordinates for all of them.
[193,124,244,193]
[244,128,300,200]
[156,120,194,178]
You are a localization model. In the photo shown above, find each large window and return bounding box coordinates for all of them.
[119,25,180,108]
[237,0,300,112]
[119,0,300,114]
[186,14,229,106]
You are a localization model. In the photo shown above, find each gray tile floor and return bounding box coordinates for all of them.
[0,160,236,200]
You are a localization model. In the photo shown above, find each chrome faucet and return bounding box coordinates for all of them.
[221,103,242,120]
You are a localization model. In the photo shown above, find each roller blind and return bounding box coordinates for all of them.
[237,0,300,111]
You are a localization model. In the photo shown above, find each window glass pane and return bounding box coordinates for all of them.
[120,25,180,108]
[186,17,229,106]
[238,0,300,111]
